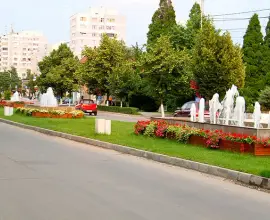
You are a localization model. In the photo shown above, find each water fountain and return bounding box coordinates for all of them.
[209,94,221,124]
[10,91,20,102]
[153,84,270,139]
[233,96,245,127]
[198,98,205,123]
[190,103,196,122]
[40,87,58,107]
[253,102,261,129]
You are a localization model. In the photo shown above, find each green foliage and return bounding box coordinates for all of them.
[0,72,11,92]
[259,87,270,110]
[141,35,192,105]
[242,14,264,105]
[192,19,245,99]
[97,105,140,115]
[77,35,127,96]
[37,44,79,96]
[4,90,11,100]
[147,0,177,46]
[262,17,270,86]
[144,122,156,137]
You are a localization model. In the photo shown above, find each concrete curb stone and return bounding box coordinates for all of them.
[0,118,269,190]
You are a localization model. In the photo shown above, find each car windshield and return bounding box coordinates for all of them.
[82,100,94,104]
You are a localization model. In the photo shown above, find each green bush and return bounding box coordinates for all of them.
[259,87,270,110]
[98,105,140,115]
[4,91,11,100]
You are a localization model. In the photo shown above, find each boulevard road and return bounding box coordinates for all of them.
[0,123,269,220]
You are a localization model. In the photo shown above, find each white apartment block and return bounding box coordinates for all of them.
[70,7,126,57]
[0,30,49,79]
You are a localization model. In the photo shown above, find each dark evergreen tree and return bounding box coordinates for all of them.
[242,14,264,107]
[262,17,270,86]
[147,0,176,46]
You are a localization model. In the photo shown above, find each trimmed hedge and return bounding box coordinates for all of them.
[98,105,140,115]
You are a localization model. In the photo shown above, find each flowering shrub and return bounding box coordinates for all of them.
[134,120,270,150]
[134,120,150,135]
[14,107,84,119]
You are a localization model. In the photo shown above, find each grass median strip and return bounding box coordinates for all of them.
[0,108,269,177]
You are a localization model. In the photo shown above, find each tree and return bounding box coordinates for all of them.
[77,34,127,98]
[141,35,191,117]
[259,87,270,110]
[242,14,264,106]
[192,19,245,99]
[185,3,202,48]
[0,72,11,92]
[37,44,79,97]
[147,0,176,46]
[262,17,270,86]
[9,67,21,90]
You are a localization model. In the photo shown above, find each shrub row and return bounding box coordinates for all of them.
[98,105,140,115]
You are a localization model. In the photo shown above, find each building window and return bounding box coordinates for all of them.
[107,18,115,22]
[14,58,18,61]
[107,33,115,38]
[92,25,97,30]
[80,17,87,21]
[92,33,97,37]
[28,58,31,61]
[106,26,112,30]
[13,63,17,66]
[23,48,26,51]
[100,18,105,22]
[2,48,8,51]
[99,26,104,30]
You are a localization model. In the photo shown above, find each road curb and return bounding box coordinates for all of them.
[0,118,269,190]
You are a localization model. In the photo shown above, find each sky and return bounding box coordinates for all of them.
[0,0,269,46]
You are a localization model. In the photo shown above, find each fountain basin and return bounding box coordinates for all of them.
[151,117,270,139]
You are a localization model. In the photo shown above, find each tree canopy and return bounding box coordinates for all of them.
[37,44,79,97]
[147,0,177,46]
[192,19,245,99]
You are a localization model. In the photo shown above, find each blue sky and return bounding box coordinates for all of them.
[0,0,269,45]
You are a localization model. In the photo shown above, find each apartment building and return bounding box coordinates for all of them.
[70,7,126,57]
[0,30,49,79]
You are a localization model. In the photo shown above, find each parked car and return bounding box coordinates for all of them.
[62,98,73,105]
[75,99,97,116]
[173,101,209,118]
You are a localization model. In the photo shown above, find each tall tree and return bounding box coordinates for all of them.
[0,72,11,92]
[141,35,191,117]
[37,44,79,97]
[242,14,264,106]
[192,19,245,99]
[147,0,176,46]
[185,3,202,48]
[77,34,127,98]
[262,17,270,86]
[9,67,21,90]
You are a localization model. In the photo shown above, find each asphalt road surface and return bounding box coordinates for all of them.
[0,123,270,220]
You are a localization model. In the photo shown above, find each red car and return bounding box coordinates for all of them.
[75,99,97,116]
[173,101,209,118]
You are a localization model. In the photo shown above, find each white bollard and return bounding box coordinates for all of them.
[4,106,10,116]
[95,118,106,134]
[105,120,111,135]
[9,107,14,116]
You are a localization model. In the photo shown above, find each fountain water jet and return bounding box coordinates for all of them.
[40,87,58,107]
[209,94,221,124]
[253,102,261,129]
[233,96,245,127]
[198,98,205,123]
[190,103,196,122]
[10,91,20,102]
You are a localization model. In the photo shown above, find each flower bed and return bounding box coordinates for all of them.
[134,120,270,156]
[15,107,84,119]
[0,101,25,108]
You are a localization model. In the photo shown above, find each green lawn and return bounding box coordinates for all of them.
[0,108,269,177]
